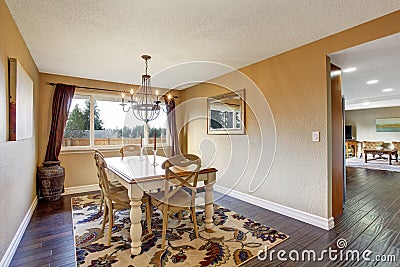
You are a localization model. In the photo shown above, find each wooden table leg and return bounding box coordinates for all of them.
[364,152,368,163]
[389,153,392,165]
[128,185,144,256]
[204,184,214,230]
[396,151,398,162]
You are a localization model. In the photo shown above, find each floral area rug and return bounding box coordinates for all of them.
[72,194,289,266]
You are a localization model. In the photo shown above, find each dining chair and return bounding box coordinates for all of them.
[148,154,201,249]
[119,144,141,158]
[94,150,152,245]
[94,150,125,213]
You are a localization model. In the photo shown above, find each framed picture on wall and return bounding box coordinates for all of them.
[207,89,245,135]
[8,58,34,141]
[376,118,400,132]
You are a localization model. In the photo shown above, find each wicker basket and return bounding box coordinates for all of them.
[37,161,65,201]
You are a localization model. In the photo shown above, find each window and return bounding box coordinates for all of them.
[62,91,168,149]
[63,94,90,147]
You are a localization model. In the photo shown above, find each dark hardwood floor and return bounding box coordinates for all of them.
[10,167,400,266]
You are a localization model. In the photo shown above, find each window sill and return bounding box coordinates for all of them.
[60,145,171,154]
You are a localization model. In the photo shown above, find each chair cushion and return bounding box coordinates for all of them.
[110,190,130,203]
[110,190,149,203]
[149,188,193,208]
[110,180,124,189]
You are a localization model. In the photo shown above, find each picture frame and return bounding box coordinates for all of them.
[207,89,245,135]
[376,117,400,132]
[8,58,33,141]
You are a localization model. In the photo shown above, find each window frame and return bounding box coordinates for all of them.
[61,89,170,151]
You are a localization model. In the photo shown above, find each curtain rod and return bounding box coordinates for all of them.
[47,82,125,93]
[47,82,178,98]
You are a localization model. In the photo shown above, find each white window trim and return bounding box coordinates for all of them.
[61,90,170,151]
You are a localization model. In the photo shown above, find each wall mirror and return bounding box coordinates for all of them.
[207,89,245,135]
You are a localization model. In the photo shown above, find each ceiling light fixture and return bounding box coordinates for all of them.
[382,88,394,92]
[342,67,357,73]
[366,79,379,85]
[361,102,370,106]
[121,55,163,123]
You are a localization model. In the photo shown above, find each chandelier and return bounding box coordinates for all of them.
[121,55,162,123]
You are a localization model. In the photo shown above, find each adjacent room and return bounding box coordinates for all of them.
[327,36,400,267]
[331,33,400,172]
[0,1,399,266]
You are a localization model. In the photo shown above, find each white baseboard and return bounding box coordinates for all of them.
[214,185,334,230]
[0,196,38,267]
[62,184,100,195]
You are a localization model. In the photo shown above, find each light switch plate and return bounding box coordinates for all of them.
[312,131,320,142]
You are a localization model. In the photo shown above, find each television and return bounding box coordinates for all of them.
[345,125,353,140]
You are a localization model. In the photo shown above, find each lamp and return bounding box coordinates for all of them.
[121,55,162,123]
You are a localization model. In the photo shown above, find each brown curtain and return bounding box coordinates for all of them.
[45,84,75,162]
[164,96,180,156]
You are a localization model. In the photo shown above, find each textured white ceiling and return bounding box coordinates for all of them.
[5,0,400,88]
[330,33,400,110]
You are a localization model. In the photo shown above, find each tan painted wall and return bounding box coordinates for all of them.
[39,73,180,188]
[0,0,39,260]
[346,107,400,146]
[181,11,400,219]
[59,150,119,188]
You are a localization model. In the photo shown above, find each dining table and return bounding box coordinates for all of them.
[105,155,217,256]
